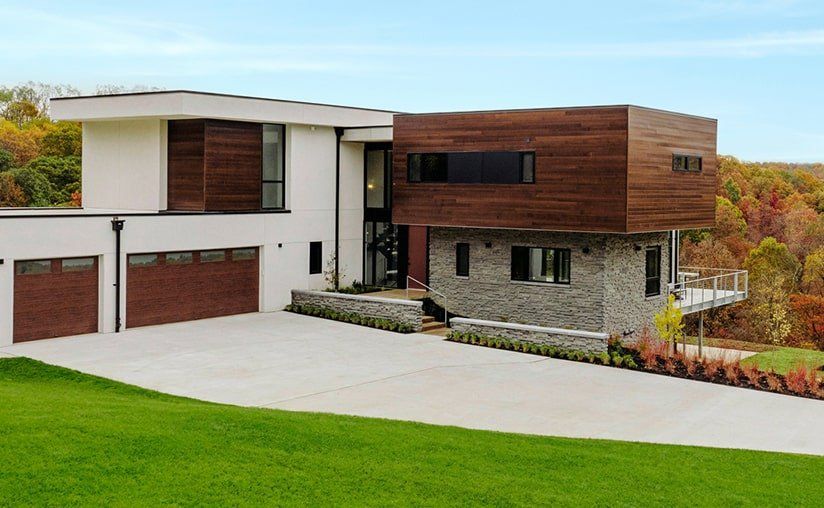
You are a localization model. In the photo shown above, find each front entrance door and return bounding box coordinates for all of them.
[364,221,399,287]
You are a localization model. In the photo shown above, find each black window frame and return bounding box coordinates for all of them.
[407,151,536,184]
[455,242,470,277]
[309,241,323,275]
[262,123,286,210]
[510,246,571,285]
[672,154,702,173]
[645,246,662,297]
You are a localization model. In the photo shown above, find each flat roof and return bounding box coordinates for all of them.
[394,104,717,122]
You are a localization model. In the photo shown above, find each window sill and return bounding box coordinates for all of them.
[645,293,663,301]
[510,280,571,288]
[455,275,469,280]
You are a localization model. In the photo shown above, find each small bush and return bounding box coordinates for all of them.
[785,364,813,395]
[598,352,611,366]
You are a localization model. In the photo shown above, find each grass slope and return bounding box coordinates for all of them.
[742,347,824,375]
[1,357,823,506]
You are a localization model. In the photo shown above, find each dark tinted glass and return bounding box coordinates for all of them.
[672,155,688,171]
[645,246,661,296]
[456,243,470,276]
[482,151,520,183]
[688,156,702,172]
[309,241,322,274]
[447,153,483,183]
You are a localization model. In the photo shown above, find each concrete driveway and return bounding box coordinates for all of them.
[2,311,823,456]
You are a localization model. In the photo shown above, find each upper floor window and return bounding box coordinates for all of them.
[262,124,286,209]
[366,146,392,209]
[511,246,570,284]
[408,151,535,184]
[672,154,702,172]
[645,246,661,297]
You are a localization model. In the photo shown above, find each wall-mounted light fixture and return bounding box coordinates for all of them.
[0,259,4,264]
[582,247,590,254]
[278,243,283,248]
[485,242,492,248]
[634,245,642,252]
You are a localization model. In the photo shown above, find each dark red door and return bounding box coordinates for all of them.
[407,226,428,290]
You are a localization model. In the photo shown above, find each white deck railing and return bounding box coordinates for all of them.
[667,267,748,314]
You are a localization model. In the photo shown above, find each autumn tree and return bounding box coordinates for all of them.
[742,238,801,344]
[802,248,824,296]
[789,294,824,349]
[0,172,27,207]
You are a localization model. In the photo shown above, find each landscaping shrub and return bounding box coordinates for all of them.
[286,304,414,333]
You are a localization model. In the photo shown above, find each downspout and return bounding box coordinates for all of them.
[334,127,344,291]
[111,218,125,332]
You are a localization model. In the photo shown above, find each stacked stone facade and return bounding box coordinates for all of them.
[291,290,424,331]
[428,228,669,335]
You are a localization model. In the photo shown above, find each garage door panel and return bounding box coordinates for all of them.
[13,257,99,343]
[126,248,258,328]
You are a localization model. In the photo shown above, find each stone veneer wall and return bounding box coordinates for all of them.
[428,228,669,335]
[291,290,424,332]
[450,317,609,354]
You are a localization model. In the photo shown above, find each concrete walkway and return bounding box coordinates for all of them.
[2,311,822,456]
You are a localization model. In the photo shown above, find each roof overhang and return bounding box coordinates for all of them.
[50,90,398,128]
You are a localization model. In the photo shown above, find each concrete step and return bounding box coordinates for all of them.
[421,327,451,337]
[422,315,436,324]
[421,320,446,332]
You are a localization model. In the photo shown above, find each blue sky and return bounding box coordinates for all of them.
[2,0,824,161]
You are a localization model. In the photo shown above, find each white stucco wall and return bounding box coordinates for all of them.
[82,119,167,211]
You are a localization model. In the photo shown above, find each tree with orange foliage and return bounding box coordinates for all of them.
[0,172,27,207]
[789,294,824,349]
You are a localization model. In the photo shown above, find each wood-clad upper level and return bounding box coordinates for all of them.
[391,106,717,233]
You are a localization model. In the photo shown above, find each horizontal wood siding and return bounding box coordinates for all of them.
[204,120,262,211]
[126,249,259,328]
[626,107,717,232]
[13,258,98,343]
[391,107,629,232]
[167,119,206,210]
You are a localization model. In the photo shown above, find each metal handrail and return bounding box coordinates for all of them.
[406,275,449,326]
[668,268,748,312]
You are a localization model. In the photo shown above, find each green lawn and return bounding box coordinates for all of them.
[2,358,823,506]
[742,347,824,376]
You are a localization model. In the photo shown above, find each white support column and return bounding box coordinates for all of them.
[0,258,14,346]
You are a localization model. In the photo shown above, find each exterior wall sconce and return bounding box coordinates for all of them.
[634,245,642,251]
[278,243,283,248]
[582,247,590,254]
[485,242,492,248]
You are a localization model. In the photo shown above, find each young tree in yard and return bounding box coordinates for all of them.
[0,172,27,207]
[654,294,684,354]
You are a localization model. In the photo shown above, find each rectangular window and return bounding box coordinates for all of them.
[62,257,95,272]
[456,243,470,277]
[262,124,286,209]
[232,248,257,261]
[166,252,193,265]
[309,241,322,274]
[645,246,662,297]
[200,250,225,263]
[128,254,158,267]
[366,149,387,208]
[520,152,535,183]
[673,154,702,172]
[15,259,52,275]
[408,151,535,184]
[511,246,571,284]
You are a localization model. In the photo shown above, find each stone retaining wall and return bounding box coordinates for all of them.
[450,317,609,354]
[291,290,424,332]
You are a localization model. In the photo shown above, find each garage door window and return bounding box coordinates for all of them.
[232,248,256,261]
[166,252,193,265]
[129,254,158,267]
[15,260,52,275]
[62,257,95,272]
[201,250,226,263]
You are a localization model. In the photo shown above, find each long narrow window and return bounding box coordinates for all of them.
[408,151,535,184]
[511,247,570,284]
[262,124,286,209]
[456,243,470,277]
[645,246,662,297]
[309,241,322,274]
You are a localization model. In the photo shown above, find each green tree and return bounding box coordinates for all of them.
[723,178,741,204]
[11,167,54,207]
[0,148,12,172]
[803,248,824,296]
[743,237,802,292]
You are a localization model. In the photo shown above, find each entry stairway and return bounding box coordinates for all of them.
[421,315,449,335]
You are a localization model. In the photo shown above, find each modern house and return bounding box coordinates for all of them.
[0,91,746,345]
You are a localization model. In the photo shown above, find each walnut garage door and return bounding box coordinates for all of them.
[13,257,99,343]
[126,247,259,328]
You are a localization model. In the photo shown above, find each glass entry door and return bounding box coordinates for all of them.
[364,221,399,287]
